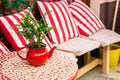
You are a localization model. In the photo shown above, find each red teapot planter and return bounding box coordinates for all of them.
[17,46,56,66]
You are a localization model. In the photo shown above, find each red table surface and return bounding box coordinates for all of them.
[0,50,78,80]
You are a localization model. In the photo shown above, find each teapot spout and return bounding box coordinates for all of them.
[48,46,56,59]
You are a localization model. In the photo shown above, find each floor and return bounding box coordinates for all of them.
[77,63,120,80]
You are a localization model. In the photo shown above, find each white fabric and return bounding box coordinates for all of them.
[89,29,120,47]
[55,37,100,56]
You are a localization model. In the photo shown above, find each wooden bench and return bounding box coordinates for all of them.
[1,0,120,79]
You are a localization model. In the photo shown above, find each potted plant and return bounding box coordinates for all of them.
[16,10,56,66]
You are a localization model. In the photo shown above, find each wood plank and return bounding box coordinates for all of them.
[102,45,110,74]
[76,58,100,79]
[84,52,91,64]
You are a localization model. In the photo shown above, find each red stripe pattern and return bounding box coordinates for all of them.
[69,0,105,36]
[0,41,10,55]
[37,0,79,44]
[0,8,53,51]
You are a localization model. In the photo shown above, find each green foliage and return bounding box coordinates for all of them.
[8,0,52,48]
[16,13,52,48]
[2,0,36,13]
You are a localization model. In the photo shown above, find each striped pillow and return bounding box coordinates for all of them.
[37,0,79,44]
[0,8,54,51]
[69,0,105,36]
[0,41,10,55]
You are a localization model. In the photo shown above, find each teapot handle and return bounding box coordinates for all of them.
[17,47,27,60]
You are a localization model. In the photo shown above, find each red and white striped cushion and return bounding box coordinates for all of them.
[0,41,10,55]
[0,8,31,50]
[37,0,79,44]
[0,8,54,51]
[42,36,54,52]
[69,0,105,36]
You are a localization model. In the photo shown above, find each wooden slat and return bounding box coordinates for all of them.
[91,57,102,65]
[76,58,100,79]
[112,0,120,31]
[84,52,91,64]
[102,45,110,74]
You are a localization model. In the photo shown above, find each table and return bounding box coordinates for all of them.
[0,50,78,80]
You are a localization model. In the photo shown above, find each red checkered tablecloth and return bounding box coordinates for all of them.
[0,50,78,80]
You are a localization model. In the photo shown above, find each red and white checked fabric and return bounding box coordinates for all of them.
[0,8,53,51]
[0,41,10,55]
[69,0,105,36]
[37,0,79,44]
